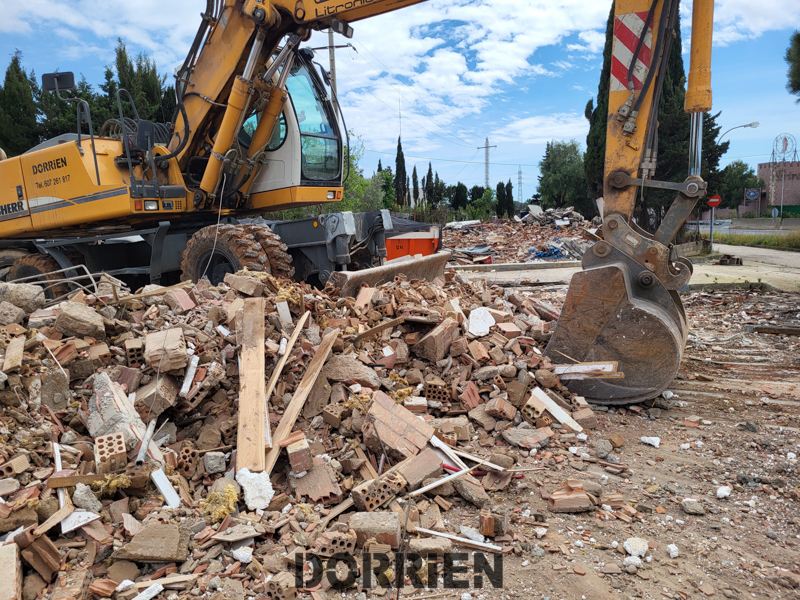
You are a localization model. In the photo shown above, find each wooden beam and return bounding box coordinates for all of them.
[236,297,267,472]
[354,316,406,343]
[265,329,339,474]
[264,311,310,447]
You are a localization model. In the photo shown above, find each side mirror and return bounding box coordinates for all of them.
[42,72,76,94]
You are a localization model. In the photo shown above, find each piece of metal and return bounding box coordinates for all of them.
[608,170,706,197]
[688,112,703,176]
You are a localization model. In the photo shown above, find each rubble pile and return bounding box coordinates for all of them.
[443,218,594,264]
[0,267,627,599]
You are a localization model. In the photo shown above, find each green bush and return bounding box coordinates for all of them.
[706,231,800,250]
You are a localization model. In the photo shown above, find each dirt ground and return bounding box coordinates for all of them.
[378,287,800,600]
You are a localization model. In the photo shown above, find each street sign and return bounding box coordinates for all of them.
[707,195,721,208]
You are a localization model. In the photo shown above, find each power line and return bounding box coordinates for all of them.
[365,148,538,168]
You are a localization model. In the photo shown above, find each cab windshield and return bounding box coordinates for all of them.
[286,60,340,182]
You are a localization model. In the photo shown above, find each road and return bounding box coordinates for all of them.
[457,243,800,292]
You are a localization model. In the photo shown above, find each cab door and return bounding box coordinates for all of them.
[0,157,34,236]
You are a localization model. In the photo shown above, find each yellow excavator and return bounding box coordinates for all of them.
[0,0,715,405]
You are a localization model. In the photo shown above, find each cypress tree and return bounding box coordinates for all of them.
[377,159,383,172]
[394,136,407,207]
[453,182,468,210]
[0,52,39,155]
[505,180,514,218]
[495,182,506,218]
[412,166,420,206]
[584,4,614,198]
[425,163,434,204]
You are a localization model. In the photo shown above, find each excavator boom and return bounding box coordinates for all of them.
[546,0,715,404]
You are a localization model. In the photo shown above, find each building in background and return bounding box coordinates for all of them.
[756,161,800,217]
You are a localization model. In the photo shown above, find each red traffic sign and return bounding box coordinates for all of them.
[707,195,721,208]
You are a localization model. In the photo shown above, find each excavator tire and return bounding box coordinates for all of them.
[240,224,295,280]
[7,254,70,300]
[180,224,272,284]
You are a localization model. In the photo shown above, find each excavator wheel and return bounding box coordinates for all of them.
[240,225,295,280]
[180,224,273,284]
[7,254,70,300]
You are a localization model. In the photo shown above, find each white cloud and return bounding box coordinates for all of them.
[681,0,800,46]
[4,0,796,185]
[490,113,589,146]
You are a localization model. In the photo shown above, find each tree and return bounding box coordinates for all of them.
[452,182,468,210]
[584,5,615,198]
[495,182,506,218]
[412,166,420,206]
[787,30,800,101]
[717,160,761,209]
[0,51,39,155]
[701,111,729,197]
[394,136,408,207]
[432,172,445,207]
[425,163,434,205]
[466,189,496,220]
[115,40,171,122]
[504,180,514,218]
[538,140,593,215]
[469,185,486,204]
[378,166,396,207]
[377,159,383,172]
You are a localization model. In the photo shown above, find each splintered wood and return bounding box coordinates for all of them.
[236,297,267,472]
[265,329,339,474]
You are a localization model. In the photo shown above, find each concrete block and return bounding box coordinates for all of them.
[350,511,401,548]
[55,301,105,339]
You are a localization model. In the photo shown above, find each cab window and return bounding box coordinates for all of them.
[239,112,287,151]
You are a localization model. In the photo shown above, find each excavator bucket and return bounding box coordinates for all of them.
[545,244,689,405]
[327,252,451,297]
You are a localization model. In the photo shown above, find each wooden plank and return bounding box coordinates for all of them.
[552,361,618,375]
[265,329,339,474]
[354,315,406,342]
[236,297,267,472]
[529,387,583,433]
[2,335,25,372]
[264,311,310,437]
[34,501,74,536]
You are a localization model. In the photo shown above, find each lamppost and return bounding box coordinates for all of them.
[716,122,759,220]
[718,121,759,144]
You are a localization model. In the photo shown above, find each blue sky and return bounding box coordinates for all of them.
[2,1,799,201]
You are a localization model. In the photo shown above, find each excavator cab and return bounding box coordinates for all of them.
[241,48,345,210]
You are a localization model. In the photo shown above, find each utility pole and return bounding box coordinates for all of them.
[327,29,337,98]
[518,166,523,202]
[477,137,497,189]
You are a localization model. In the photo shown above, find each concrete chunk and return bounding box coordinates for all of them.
[55,301,106,339]
[322,355,381,388]
[0,281,45,313]
[115,523,189,563]
[350,511,401,548]
[0,543,22,600]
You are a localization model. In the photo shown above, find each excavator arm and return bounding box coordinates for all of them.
[546,0,715,404]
